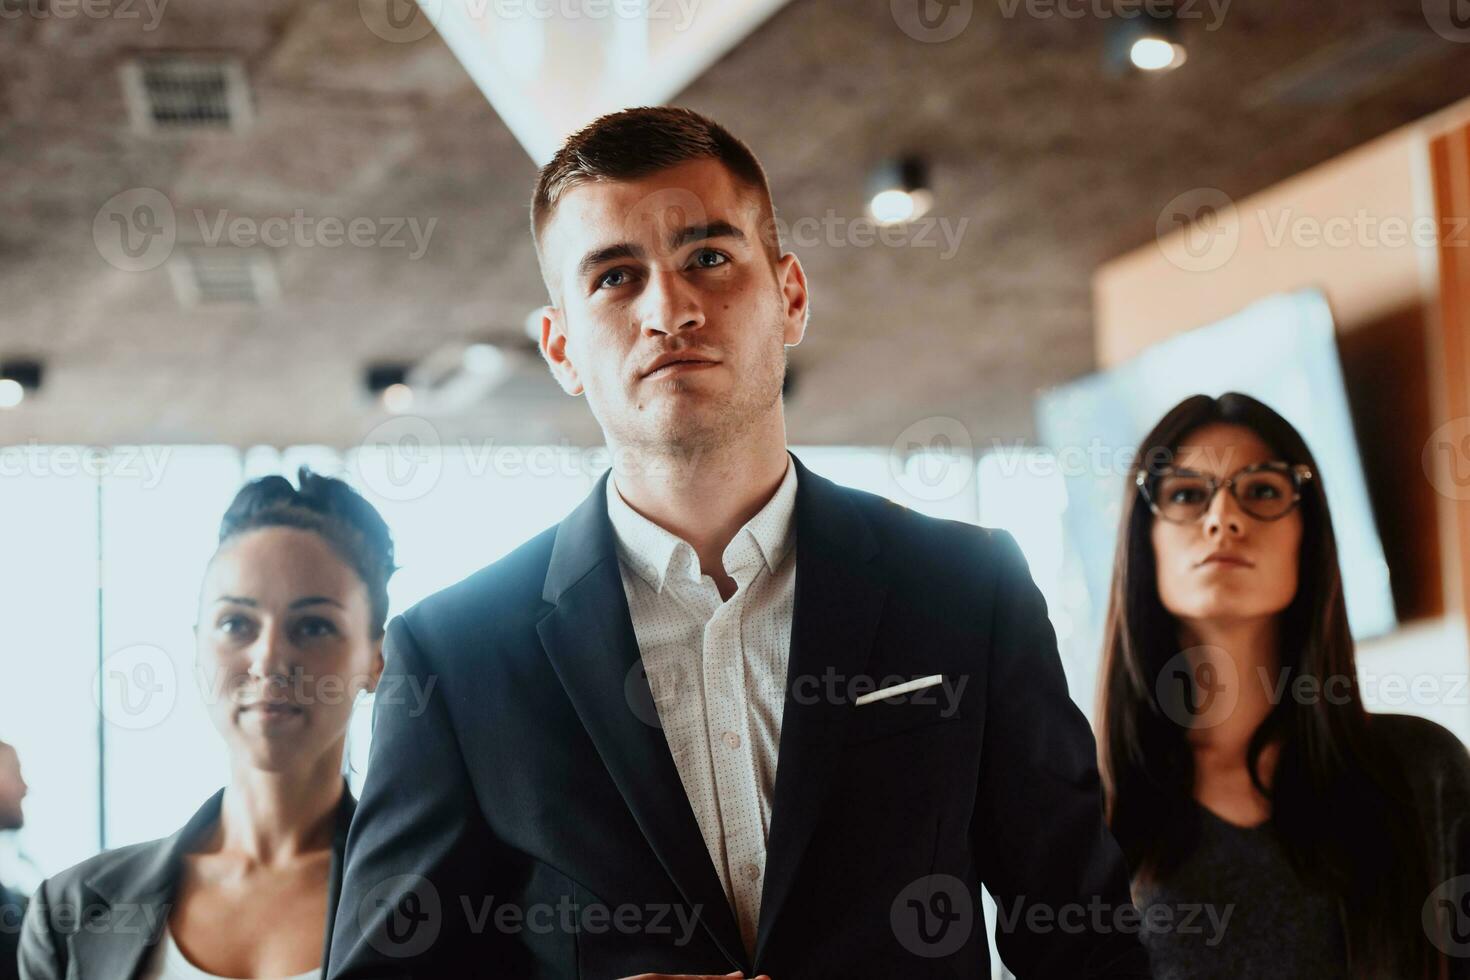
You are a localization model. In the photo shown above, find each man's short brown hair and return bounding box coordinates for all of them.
[530,106,779,262]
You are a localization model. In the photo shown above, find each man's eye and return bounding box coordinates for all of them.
[597,268,631,289]
[691,249,728,269]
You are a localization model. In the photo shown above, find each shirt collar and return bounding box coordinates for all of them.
[606,453,799,594]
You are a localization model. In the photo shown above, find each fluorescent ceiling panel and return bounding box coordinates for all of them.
[422,0,795,163]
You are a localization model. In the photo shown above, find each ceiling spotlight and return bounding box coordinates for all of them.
[365,363,413,413]
[0,360,43,409]
[1109,12,1187,74]
[381,383,414,414]
[868,156,933,226]
[1130,36,1185,71]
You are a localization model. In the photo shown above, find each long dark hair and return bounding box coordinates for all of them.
[1097,392,1436,978]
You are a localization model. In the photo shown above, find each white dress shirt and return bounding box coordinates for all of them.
[605,455,798,957]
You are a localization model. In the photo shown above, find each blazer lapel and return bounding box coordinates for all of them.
[536,473,749,972]
[753,454,888,967]
[73,785,353,980]
[75,789,226,980]
[321,786,357,969]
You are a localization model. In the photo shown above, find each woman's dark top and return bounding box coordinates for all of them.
[1133,712,1470,980]
[16,785,355,980]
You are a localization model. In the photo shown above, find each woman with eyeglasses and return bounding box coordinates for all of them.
[20,468,394,980]
[1097,392,1470,979]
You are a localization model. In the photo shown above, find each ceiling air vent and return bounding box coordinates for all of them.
[168,248,278,308]
[121,55,253,134]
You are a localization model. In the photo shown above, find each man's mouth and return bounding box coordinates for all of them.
[643,357,720,379]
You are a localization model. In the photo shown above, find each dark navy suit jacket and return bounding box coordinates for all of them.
[328,454,1151,979]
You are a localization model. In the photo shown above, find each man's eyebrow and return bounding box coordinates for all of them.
[577,242,645,280]
[669,220,746,251]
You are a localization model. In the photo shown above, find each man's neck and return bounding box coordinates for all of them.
[610,419,791,584]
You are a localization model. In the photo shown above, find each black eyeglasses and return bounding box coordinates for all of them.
[1136,460,1313,524]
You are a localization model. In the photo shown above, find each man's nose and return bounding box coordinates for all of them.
[638,267,705,337]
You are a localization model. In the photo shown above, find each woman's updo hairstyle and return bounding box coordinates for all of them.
[216,466,397,637]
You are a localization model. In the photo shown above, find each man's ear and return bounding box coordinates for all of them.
[539,305,584,396]
[777,251,809,347]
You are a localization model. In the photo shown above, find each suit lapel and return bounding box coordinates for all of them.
[321,787,357,970]
[76,789,226,980]
[753,455,888,966]
[74,785,355,980]
[536,473,749,971]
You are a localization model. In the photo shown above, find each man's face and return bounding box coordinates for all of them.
[0,744,26,831]
[538,158,808,458]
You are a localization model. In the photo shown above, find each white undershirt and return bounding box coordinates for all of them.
[138,923,320,980]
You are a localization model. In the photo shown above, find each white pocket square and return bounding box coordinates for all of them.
[854,674,944,706]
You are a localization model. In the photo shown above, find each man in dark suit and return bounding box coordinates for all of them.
[328,107,1152,979]
[0,740,29,980]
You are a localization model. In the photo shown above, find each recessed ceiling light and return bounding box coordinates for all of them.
[1130,36,1186,71]
[381,383,415,414]
[0,360,43,408]
[868,157,934,226]
[1108,13,1188,75]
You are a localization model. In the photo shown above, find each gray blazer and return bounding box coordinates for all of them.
[18,786,354,980]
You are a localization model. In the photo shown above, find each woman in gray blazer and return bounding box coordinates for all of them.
[20,468,395,980]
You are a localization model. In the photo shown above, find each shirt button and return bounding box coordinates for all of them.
[723,731,741,749]
[744,863,760,882]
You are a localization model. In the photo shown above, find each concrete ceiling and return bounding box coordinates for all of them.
[2,0,1468,451]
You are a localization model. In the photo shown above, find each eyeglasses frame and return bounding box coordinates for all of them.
[1135,460,1314,524]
